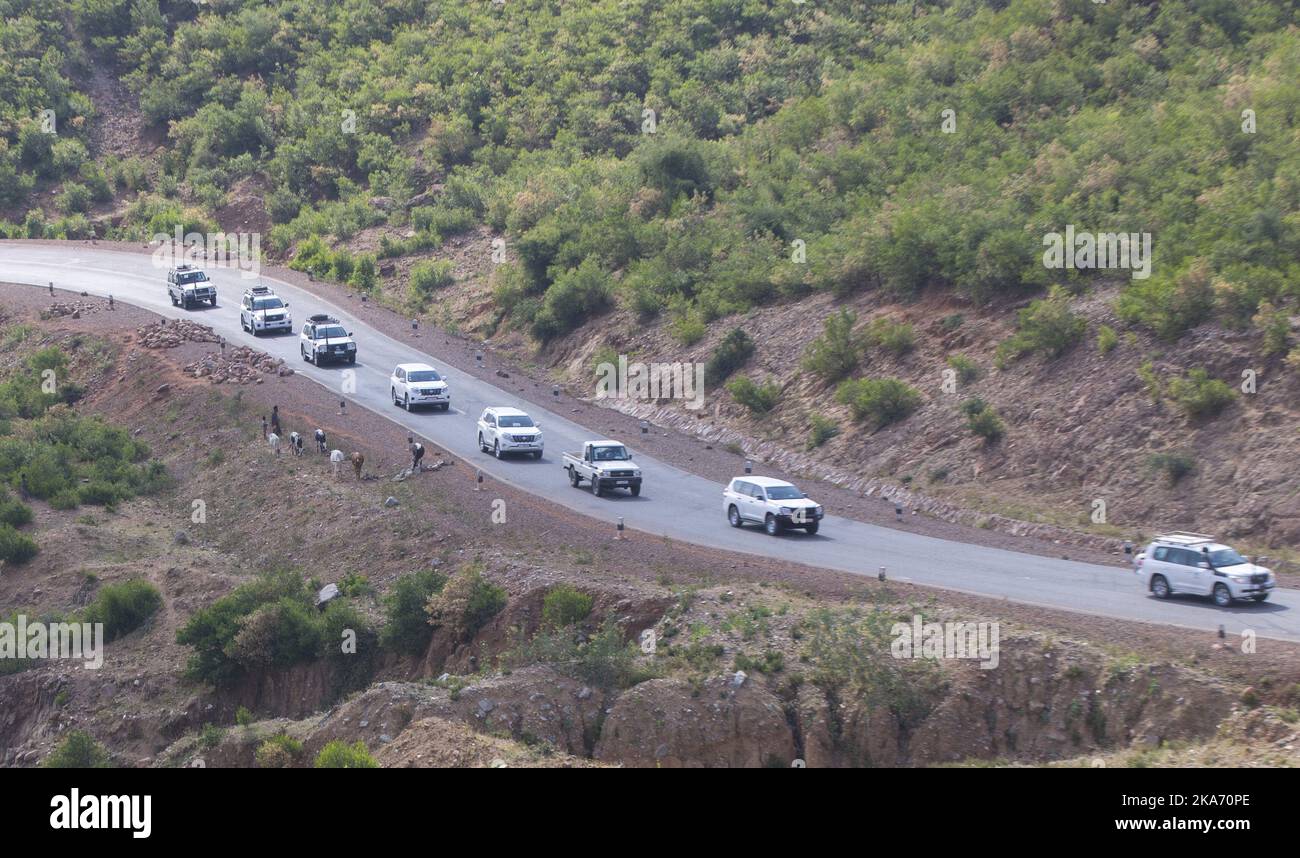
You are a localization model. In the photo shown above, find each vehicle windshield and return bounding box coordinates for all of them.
[177,271,208,284]
[1208,548,1248,567]
[498,415,535,428]
[764,485,803,500]
[252,297,284,310]
[408,370,442,383]
[315,326,347,339]
[593,445,630,461]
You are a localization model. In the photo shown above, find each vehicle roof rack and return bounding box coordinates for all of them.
[245,284,272,294]
[1156,531,1216,544]
[307,313,339,324]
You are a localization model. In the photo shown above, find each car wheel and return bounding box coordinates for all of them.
[592,478,602,497]
[210,297,217,307]
[170,294,178,307]
[404,393,411,411]
[1213,583,1233,607]
[630,484,641,497]
[348,355,356,364]
[494,440,502,459]
[478,434,487,453]
[728,505,742,528]
[569,467,580,487]
[804,521,819,535]
[532,451,543,460]
[764,514,779,536]
[301,348,310,363]
[1253,594,1270,602]
[1150,575,1170,599]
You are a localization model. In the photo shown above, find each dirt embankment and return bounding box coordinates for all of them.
[3,286,1298,768]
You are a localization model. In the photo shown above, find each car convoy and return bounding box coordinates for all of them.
[168,267,1280,609]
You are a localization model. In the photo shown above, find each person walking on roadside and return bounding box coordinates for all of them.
[409,436,425,472]
[270,405,281,437]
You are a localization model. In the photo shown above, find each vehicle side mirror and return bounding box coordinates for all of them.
[802,492,809,498]
[348,331,354,337]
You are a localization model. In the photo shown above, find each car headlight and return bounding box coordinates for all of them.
[316,344,326,350]
[815,506,823,516]
[780,507,793,515]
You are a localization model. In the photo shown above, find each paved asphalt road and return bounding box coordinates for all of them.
[3,241,1296,642]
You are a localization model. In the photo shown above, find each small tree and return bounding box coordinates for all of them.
[802,310,861,382]
[314,740,378,768]
[835,378,922,428]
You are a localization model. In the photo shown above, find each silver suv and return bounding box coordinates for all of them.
[240,285,292,335]
[1135,532,1275,606]
[167,265,217,308]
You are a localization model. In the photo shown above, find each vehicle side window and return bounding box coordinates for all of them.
[487,415,496,426]
[1172,549,1195,566]
[396,369,405,381]
[1152,547,1168,562]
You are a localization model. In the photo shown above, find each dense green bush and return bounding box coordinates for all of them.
[864,317,915,357]
[82,579,162,641]
[705,328,755,387]
[1149,451,1197,485]
[0,524,39,564]
[806,414,840,450]
[946,354,980,385]
[508,622,655,691]
[835,378,922,428]
[960,398,1005,443]
[177,569,374,686]
[726,375,781,416]
[424,563,507,641]
[1167,369,1236,419]
[255,734,304,769]
[542,585,595,629]
[408,259,455,304]
[996,286,1086,366]
[314,740,378,769]
[42,730,112,768]
[802,310,861,383]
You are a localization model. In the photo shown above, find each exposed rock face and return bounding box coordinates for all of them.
[593,676,796,768]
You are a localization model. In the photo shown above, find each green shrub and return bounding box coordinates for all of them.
[1097,325,1119,355]
[726,375,781,416]
[198,723,225,750]
[380,569,447,656]
[1167,369,1235,419]
[409,259,455,303]
[314,739,378,768]
[424,563,506,641]
[235,706,254,726]
[349,254,377,290]
[1148,451,1196,484]
[961,398,1005,442]
[669,313,706,346]
[255,734,304,768]
[864,316,915,356]
[802,310,861,383]
[1117,260,1214,341]
[996,286,1085,366]
[530,259,613,341]
[835,378,922,428]
[57,183,92,215]
[1253,301,1291,357]
[806,414,840,450]
[0,524,39,564]
[338,572,372,597]
[542,585,594,628]
[508,622,654,690]
[42,730,112,768]
[0,492,33,527]
[82,579,162,641]
[946,354,979,384]
[705,328,755,386]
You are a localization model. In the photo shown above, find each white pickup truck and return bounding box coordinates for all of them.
[563,440,642,497]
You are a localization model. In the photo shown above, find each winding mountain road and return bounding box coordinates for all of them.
[3,241,1296,642]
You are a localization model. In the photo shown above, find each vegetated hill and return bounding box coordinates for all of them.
[2,1,1298,544]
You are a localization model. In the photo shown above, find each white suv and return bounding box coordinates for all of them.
[477,407,543,459]
[723,476,823,535]
[1136,532,1275,606]
[390,363,450,411]
[240,285,292,335]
